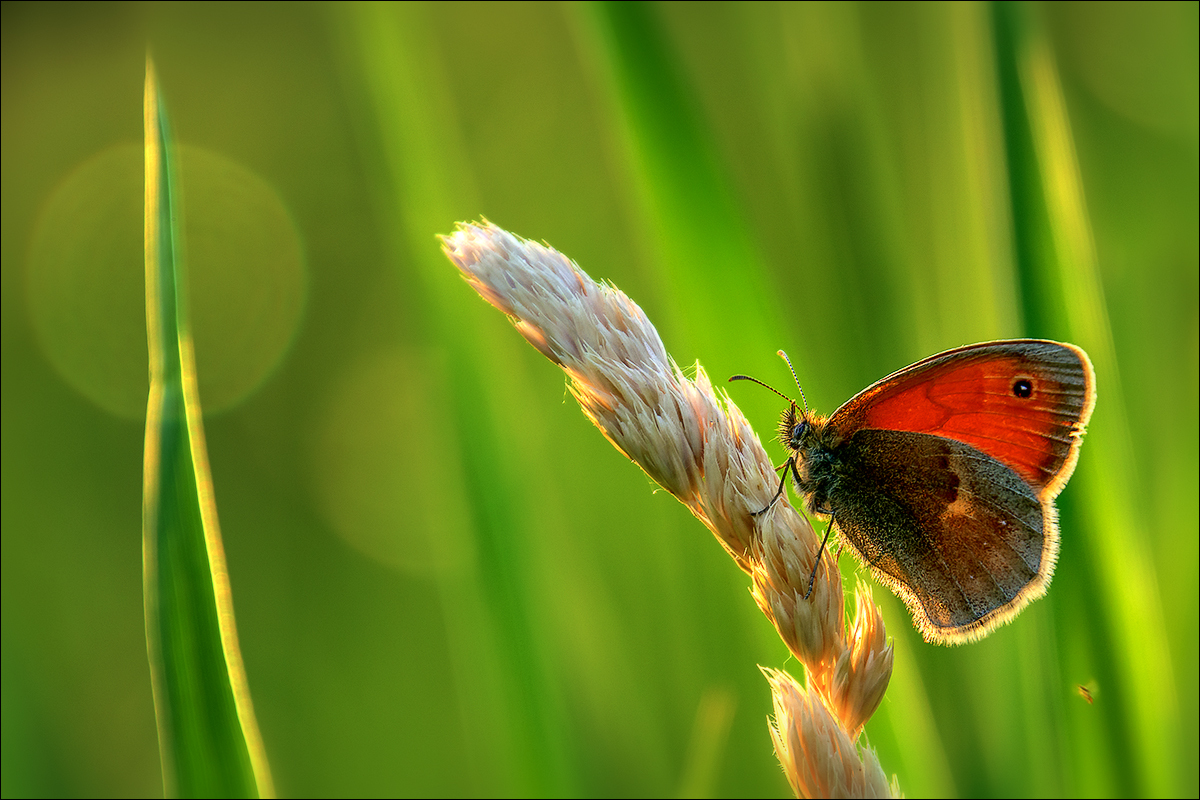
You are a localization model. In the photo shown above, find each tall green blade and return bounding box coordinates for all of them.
[142,58,273,799]
[992,4,1178,796]
[585,1,782,366]
[331,5,575,793]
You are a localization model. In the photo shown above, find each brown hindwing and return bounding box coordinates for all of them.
[829,429,1057,643]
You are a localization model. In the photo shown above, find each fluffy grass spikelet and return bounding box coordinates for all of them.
[441,221,897,797]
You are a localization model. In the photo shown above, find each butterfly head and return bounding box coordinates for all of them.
[779,402,817,453]
[729,350,832,456]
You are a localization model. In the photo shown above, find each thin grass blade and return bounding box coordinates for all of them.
[330,5,574,794]
[142,58,273,799]
[992,4,1177,795]
[584,1,782,365]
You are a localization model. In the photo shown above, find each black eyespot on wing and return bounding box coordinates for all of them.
[1012,378,1033,398]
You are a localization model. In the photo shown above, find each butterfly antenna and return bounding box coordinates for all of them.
[776,350,808,412]
[728,373,795,405]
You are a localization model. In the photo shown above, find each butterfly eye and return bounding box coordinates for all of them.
[1012,378,1034,399]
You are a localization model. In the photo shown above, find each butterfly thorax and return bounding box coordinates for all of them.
[778,406,845,517]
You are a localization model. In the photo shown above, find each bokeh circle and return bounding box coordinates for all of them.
[26,142,306,418]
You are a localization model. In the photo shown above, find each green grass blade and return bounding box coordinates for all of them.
[584,1,782,367]
[582,4,953,795]
[142,58,273,799]
[331,5,572,794]
[992,3,1179,795]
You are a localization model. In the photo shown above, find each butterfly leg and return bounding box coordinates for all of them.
[752,458,793,516]
[803,516,836,600]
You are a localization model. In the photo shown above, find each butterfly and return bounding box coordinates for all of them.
[732,339,1095,644]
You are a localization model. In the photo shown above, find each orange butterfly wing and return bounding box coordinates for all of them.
[828,340,1096,500]
[819,340,1095,643]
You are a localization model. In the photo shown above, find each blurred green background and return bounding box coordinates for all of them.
[2,2,1196,797]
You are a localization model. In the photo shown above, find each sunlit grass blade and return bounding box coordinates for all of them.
[332,5,572,794]
[584,3,909,793]
[992,3,1178,795]
[583,1,784,368]
[142,58,273,798]
[584,3,906,795]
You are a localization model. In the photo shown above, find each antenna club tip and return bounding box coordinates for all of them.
[776,349,787,359]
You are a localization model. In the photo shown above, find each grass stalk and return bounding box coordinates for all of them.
[442,221,897,798]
